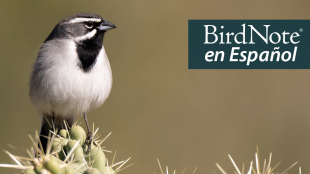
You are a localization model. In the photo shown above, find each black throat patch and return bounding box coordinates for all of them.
[76,31,104,72]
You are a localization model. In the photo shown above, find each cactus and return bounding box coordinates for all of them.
[59,129,68,139]
[44,156,61,174]
[85,146,106,172]
[102,166,115,174]
[0,123,131,174]
[66,140,85,163]
[215,148,300,174]
[24,169,36,174]
[155,159,197,174]
[69,126,86,146]
[0,121,303,174]
[84,168,101,174]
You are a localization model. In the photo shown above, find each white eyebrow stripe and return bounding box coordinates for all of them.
[67,18,102,24]
[75,29,97,42]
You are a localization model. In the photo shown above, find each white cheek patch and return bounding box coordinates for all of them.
[67,18,102,24]
[75,29,97,42]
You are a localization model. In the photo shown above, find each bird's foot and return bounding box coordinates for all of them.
[83,131,98,154]
[83,132,93,154]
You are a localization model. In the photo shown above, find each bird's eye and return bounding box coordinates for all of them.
[85,21,93,29]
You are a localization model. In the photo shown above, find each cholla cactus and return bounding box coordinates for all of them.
[0,122,131,174]
[215,148,301,174]
[155,159,197,174]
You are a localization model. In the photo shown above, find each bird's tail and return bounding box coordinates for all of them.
[39,114,74,153]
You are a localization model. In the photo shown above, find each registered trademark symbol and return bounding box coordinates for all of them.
[300,28,303,32]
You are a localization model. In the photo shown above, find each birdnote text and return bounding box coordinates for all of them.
[188,20,310,69]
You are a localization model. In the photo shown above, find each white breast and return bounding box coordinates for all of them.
[30,40,112,117]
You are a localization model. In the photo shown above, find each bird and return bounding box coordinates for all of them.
[29,13,116,153]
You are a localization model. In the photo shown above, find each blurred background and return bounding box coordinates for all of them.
[0,0,310,173]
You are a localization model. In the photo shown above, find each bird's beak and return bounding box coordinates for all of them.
[97,20,116,31]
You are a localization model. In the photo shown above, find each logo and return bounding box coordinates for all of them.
[188,20,310,69]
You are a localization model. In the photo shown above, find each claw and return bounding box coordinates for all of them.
[83,132,99,154]
[82,113,98,154]
[84,132,92,153]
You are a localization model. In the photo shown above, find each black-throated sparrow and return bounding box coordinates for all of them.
[29,13,116,153]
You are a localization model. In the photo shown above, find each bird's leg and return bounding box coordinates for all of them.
[82,113,96,153]
[52,113,55,131]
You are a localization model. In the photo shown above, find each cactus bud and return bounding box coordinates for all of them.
[65,166,75,174]
[24,169,36,174]
[51,138,66,152]
[85,147,106,172]
[59,129,68,138]
[44,157,61,174]
[60,166,75,174]
[69,126,86,146]
[51,138,67,160]
[66,140,84,163]
[83,168,101,174]
[34,163,43,173]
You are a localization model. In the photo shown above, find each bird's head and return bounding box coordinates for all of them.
[42,13,116,72]
[45,13,116,45]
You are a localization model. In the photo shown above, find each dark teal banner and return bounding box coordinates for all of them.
[188,20,310,69]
